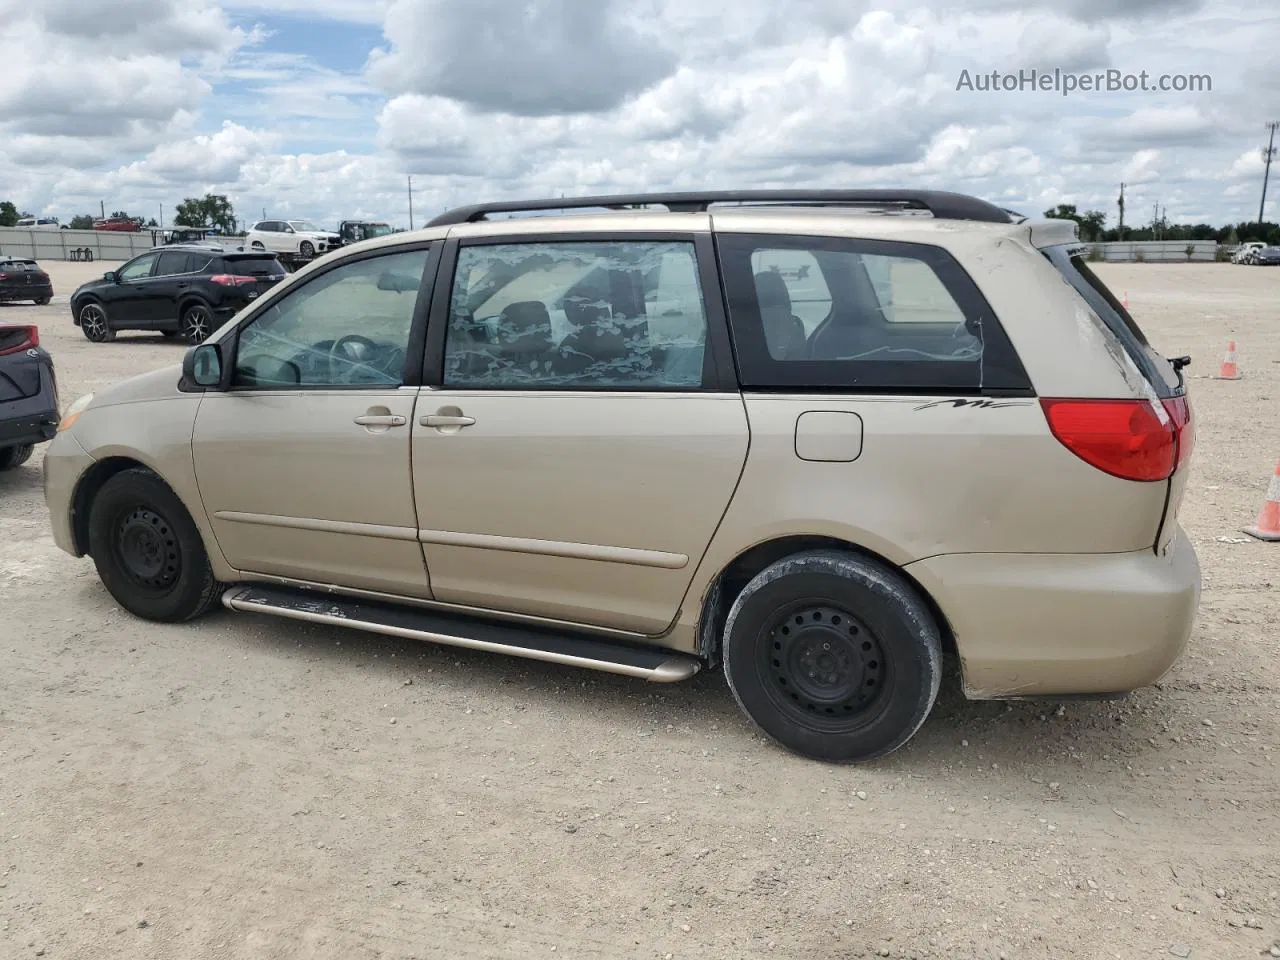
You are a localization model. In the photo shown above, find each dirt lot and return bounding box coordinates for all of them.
[1,260,1277,960]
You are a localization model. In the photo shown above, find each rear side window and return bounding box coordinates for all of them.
[155,251,190,276]
[716,233,1030,393]
[1042,244,1180,396]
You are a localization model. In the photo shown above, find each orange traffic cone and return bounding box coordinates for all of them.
[1215,340,1241,380]
[1243,461,1280,542]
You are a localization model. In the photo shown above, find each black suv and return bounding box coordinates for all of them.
[69,245,287,344]
[0,322,58,471]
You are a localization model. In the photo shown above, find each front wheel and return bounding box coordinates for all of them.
[722,550,943,764]
[0,445,34,471]
[298,240,315,259]
[179,303,214,344]
[87,467,223,622]
[78,302,114,342]
[35,296,50,306]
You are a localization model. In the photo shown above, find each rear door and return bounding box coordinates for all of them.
[149,250,195,323]
[411,229,748,635]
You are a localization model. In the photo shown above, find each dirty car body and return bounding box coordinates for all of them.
[42,189,1201,764]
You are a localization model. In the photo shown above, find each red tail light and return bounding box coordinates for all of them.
[210,274,256,286]
[1040,397,1192,482]
[0,324,39,356]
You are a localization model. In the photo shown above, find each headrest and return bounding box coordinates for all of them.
[497,300,552,352]
[754,270,792,313]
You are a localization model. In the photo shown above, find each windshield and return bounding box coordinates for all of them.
[366,223,393,238]
[288,220,324,233]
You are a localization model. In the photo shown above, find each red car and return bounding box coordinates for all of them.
[93,216,141,233]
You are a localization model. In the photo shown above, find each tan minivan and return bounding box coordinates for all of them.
[44,189,1200,763]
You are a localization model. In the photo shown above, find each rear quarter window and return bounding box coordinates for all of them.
[717,232,1030,393]
[1043,244,1181,396]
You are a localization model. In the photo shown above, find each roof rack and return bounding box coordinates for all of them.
[426,189,1017,227]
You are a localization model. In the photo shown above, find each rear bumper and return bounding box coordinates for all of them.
[0,362,59,448]
[905,528,1201,698]
[0,283,52,302]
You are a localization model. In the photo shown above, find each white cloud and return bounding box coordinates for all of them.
[1,0,1276,230]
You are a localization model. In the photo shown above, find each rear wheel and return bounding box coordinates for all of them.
[0,445,34,471]
[87,468,222,622]
[179,303,214,344]
[35,296,50,306]
[78,302,114,342]
[722,550,943,764]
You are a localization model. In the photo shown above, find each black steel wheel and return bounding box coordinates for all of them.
[180,303,214,344]
[722,550,942,764]
[0,444,34,471]
[78,302,114,342]
[87,467,222,622]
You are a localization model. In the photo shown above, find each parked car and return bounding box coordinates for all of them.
[0,256,53,305]
[1233,241,1267,264]
[244,220,340,261]
[93,216,141,233]
[14,217,61,231]
[335,220,394,247]
[41,188,1199,764]
[68,245,286,345]
[1252,245,1280,265]
[0,322,58,470]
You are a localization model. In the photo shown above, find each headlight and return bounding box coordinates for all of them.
[57,392,94,432]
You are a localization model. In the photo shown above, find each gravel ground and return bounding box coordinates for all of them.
[1,260,1277,960]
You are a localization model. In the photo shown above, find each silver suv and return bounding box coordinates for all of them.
[43,190,1200,763]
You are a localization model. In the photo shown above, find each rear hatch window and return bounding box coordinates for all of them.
[225,255,286,278]
[1043,244,1183,397]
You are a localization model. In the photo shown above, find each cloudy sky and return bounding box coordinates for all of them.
[1,0,1276,231]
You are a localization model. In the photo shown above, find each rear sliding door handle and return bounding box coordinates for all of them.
[421,414,476,428]
[354,414,407,427]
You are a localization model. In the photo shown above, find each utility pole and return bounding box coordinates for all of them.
[1117,182,1126,240]
[408,175,414,231]
[1259,121,1278,227]
[100,200,105,219]
[159,202,164,230]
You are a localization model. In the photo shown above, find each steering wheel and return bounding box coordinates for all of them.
[328,334,381,383]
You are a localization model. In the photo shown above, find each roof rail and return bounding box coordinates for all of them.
[426,189,1017,227]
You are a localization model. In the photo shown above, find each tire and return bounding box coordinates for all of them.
[86,467,222,622]
[251,241,265,251]
[722,549,943,764]
[36,297,50,306]
[298,241,315,259]
[78,301,114,342]
[179,302,214,344]
[0,445,34,471]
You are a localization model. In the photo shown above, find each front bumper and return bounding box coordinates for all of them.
[42,429,94,556]
[905,528,1201,699]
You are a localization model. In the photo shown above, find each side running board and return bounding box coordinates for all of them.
[221,584,701,683]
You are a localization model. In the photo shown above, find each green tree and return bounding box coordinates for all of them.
[174,194,238,234]
[68,214,95,230]
[1078,210,1107,242]
[1043,203,1082,224]
[0,201,18,227]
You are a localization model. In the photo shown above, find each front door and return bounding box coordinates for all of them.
[412,234,749,635]
[109,252,162,328]
[192,245,437,597]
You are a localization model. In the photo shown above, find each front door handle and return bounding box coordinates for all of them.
[421,414,476,428]
[354,414,407,427]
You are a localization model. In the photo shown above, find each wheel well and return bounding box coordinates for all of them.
[178,296,211,317]
[71,457,152,555]
[696,535,958,665]
[72,295,100,324]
